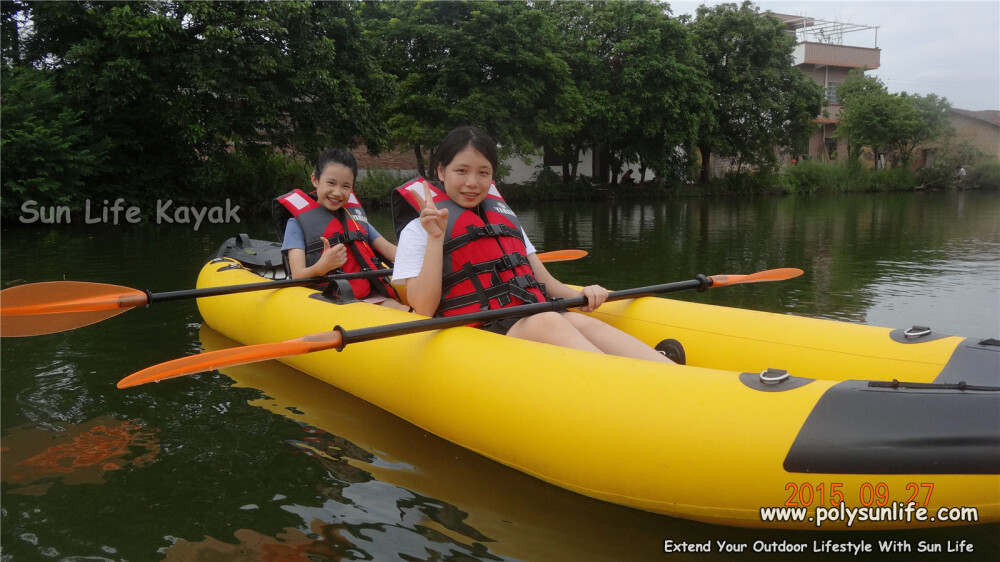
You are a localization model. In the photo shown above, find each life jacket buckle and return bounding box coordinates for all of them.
[513,274,538,290]
[496,254,516,272]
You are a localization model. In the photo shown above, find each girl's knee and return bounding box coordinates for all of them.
[509,311,594,346]
[563,312,605,330]
[515,311,570,333]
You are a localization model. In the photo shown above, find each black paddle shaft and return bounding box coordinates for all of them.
[335,275,711,347]
[147,269,393,304]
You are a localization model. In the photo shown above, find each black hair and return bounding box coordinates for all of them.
[430,126,499,174]
[314,148,358,182]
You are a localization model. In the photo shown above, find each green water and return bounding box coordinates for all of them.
[2,191,998,560]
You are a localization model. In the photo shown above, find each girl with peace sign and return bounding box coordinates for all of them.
[391,127,676,363]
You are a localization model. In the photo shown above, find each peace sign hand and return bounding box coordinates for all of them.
[411,180,449,238]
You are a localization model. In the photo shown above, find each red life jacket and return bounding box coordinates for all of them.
[391,178,545,316]
[273,188,397,301]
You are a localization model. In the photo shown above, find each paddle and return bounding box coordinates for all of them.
[117,267,803,389]
[0,249,587,338]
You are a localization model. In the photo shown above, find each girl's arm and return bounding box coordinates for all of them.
[286,238,348,278]
[401,233,445,316]
[527,254,608,313]
[371,236,397,263]
[400,182,450,316]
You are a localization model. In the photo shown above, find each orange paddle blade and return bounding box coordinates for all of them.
[536,249,588,263]
[708,268,804,288]
[1,281,149,337]
[117,331,344,388]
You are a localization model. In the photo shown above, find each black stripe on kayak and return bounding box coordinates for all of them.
[783,380,1000,475]
[932,337,1000,387]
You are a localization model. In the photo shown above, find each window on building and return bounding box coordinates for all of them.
[827,82,840,104]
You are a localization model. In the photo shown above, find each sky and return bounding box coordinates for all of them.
[670,1,1000,111]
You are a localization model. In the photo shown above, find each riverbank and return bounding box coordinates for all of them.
[5,158,998,226]
[354,159,1000,209]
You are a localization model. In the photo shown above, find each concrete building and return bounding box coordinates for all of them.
[770,13,881,162]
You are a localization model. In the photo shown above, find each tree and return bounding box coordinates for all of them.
[690,1,824,183]
[7,1,392,198]
[894,92,952,166]
[367,1,583,179]
[1,65,109,216]
[540,1,708,184]
[835,69,953,166]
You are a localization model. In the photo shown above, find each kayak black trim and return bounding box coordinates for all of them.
[783,379,1000,475]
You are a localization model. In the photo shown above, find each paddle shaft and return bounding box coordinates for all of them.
[149,250,585,304]
[117,268,801,387]
[335,275,711,347]
[148,269,392,304]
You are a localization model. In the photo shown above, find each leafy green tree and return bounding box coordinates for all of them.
[7,0,392,200]
[836,69,953,166]
[540,1,708,184]
[690,1,823,183]
[1,65,109,216]
[534,1,604,181]
[894,92,952,166]
[835,70,899,160]
[367,0,582,178]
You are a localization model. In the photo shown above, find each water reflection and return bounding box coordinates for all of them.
[191,326,683,561]
[2,191,998,560]
[1,415,159,496]
[516,192,999,336]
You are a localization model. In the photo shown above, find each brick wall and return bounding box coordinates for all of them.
[947,113,1000,160]
[354,144,427,170]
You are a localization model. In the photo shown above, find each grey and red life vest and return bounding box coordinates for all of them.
[273,189,397,301]
[391,178,545,316]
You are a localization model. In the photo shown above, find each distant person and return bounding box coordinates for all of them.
[621,169,635,185]
[956,166,967,182]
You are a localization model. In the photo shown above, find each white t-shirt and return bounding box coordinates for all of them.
[392,219,537,282]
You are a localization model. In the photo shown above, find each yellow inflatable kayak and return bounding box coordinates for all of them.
[195,238,999,530]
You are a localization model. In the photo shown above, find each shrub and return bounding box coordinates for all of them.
[915,161,955,189]
[868,168,916,191]
[965,160,1000,190]
[1,66,109,220]
[710,170,789,194]
[531,166,562,189]
[355,168,411,206]
[784,160,860,193]
[206,152,311,216]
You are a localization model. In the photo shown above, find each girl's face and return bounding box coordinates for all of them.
[437,145,493,209]
[311,163,355,212]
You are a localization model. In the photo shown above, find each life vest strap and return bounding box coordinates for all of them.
[438,274,542,314]
[440,252,531,291]
[326,230,367,246]
[443,223,523,254]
